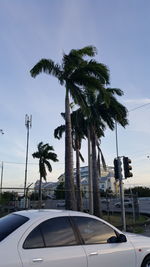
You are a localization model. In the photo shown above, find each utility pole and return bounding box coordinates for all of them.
[0,162,3,200]
[24,114,32,209]
[115,121,126,231]
[0,130,4,200]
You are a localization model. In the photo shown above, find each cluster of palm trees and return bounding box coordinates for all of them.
[30,45,128,216]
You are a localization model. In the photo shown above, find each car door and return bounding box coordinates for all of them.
[72,216,136,267]
[18,216,87,267]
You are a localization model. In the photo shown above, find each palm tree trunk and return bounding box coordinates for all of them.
[88,128,93,214]
[75,139,83,211]
[65,89,76,210]
[38,174,42,209]
[91,128,102,217]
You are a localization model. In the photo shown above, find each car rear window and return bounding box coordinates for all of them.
[0,214,29,241]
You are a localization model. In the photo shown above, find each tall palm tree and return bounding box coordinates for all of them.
[54,109,107,213]
[30,46,109,210]
[32,142,58,208]
[54,109,86,211]
[87,88,128,217]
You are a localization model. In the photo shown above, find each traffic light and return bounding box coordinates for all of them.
[114,158,122,180]
[123,157,133,178]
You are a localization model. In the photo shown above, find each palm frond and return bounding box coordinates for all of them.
[54,125,66,139]
[79,152,84,162]
[100,151,107,171]
[32,152,40,159]
[60,112,65,120]
[77,60,110,85]
[44,160,52,173]
[30,59,63,82]
[107,87,124,96]
[69,46,97,58]
[47,152,59,162]
[97,151,101,176]
[68,82,88,111]
[37,142,43,151]
[97,142,107,171]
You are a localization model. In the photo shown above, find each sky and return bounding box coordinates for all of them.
[0,0,150,189]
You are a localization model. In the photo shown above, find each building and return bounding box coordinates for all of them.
[58,165,117,195]
[34,180,58,198]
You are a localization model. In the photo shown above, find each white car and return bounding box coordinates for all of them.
[115,199,132,208]
[0,209,150,267]
[56,200,65,207]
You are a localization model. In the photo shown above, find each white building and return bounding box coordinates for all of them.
[58,165,117,194]
[34,180,58,197]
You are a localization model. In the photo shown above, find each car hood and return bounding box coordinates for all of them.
[125,232,150,246]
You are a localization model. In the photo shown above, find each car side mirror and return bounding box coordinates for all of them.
[107,234,127,244]
[118,234,127,243]
[107,236,118,243]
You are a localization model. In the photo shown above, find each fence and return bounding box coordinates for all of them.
[0,187,140,219]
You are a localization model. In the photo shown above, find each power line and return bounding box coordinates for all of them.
[0,160,65,165]
[129,102,150,112]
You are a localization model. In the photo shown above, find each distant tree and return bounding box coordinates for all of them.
[125,186,150,197]
[0,192,16,204]
[54,182,65,199]
[32,142,58,208]
[29,192,47,201]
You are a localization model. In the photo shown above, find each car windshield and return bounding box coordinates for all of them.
[0,214,29,242]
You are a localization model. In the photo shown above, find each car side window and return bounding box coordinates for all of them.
[41,216,77,247]
[23,226,44,249]
[23,216,78,249]
[72,216,116,245]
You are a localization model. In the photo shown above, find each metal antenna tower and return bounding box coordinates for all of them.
[24,114,32,208]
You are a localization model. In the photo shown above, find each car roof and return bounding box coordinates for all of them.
[13,209,92,220]
[12,209,122,235]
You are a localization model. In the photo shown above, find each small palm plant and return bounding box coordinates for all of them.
[32,142,58,208]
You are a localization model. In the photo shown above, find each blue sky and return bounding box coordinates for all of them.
[0,0,150,188]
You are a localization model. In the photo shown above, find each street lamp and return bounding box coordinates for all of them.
[24,114,32,208]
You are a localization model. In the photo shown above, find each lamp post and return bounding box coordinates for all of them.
[24,114,32,208]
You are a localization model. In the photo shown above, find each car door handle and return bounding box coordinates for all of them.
[89,252,98,256]
[32,258,43,262]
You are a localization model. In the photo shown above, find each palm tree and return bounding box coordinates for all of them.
[54,109,86,211]
[30,46,109,210]
[54,109,108,213]
[87,88,128,217]
[32,142,58,208]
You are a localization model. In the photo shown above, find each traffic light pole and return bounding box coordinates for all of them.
[119,172,126,231]
[115,121,126,231]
